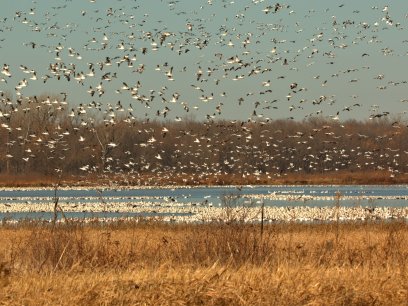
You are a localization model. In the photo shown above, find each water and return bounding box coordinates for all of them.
[0,185,407,221]
[1,185,408,204]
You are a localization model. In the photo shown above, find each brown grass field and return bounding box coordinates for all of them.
[0,220,407,305]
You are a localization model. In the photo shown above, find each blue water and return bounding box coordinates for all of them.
[0,185,408,203]
[0,186,407,221]
[1,185,408,198]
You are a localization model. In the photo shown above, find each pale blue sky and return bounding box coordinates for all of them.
[1,0,408,121]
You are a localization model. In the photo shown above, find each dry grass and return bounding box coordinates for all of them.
[0,221,407,305]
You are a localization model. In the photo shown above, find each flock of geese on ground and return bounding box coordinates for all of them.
[0,1,408,181]
[1,196,407,223]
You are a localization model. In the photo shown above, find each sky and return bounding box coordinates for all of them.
[1,0,408,122]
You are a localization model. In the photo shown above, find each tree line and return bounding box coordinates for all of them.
[0,95,407,184]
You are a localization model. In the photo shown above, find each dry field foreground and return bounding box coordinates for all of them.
[0,221,407,305]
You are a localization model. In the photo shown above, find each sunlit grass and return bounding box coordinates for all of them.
[0,221,407,305]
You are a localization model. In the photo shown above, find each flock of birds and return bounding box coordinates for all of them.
[2,194,408,223]
[0,1,408,180]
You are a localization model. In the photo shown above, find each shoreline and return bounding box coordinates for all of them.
[1,183,408,191]
[1,171,408,189]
